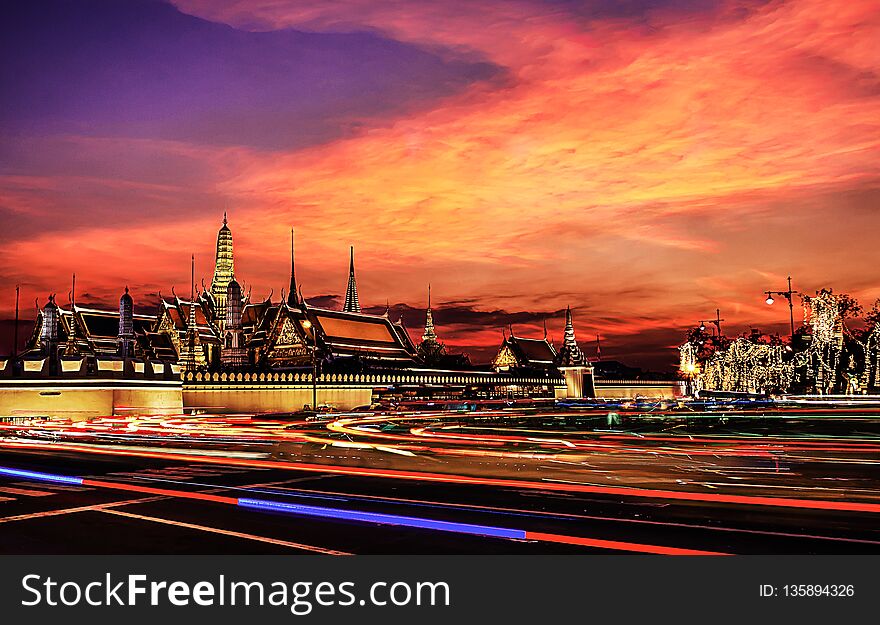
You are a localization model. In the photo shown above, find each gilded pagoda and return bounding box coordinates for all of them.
[6,214,603,410]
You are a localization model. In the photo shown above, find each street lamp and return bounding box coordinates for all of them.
[764,275,798,337]
[302,319,317,411]
[684,362,698,397]
[698,309,725,336]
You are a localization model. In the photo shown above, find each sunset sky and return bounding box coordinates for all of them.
[2,0,879,370]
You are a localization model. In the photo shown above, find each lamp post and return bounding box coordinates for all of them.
[302,320,318,411]
[12,284,20,360]
[698,309,725,336]
[684,362,697,397]
[764,276,798,337]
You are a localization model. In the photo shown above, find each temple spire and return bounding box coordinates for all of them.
[180,254,204,371]
[422,284,438,343]
[287,227,299,307]
[557,305,586,366]
[117,285,134,358]
[211,212,234,329]
[343,246,361,313]
[63,276,81,357]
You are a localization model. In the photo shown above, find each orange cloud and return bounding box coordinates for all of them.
[3,0,880,369]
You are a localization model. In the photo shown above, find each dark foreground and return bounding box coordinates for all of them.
[2,408,880,554]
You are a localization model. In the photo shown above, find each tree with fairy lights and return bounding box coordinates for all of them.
[680,289,880,396]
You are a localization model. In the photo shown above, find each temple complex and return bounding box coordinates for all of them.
[0,213,694,418]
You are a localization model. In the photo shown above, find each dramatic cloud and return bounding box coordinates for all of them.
[2,0,879,370]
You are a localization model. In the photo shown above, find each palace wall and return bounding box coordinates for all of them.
[184,383,373,412]
[0,379,183,421]
[595,380,684,399]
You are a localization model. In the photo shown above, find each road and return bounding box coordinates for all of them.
[2,407,880,554]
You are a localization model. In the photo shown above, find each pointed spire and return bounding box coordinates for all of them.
[181,254,204,371]
[343,246,361,313]
[422,284,438,344]
[64,280,81,356]
[557,305,586,367]
[287,227,299,307]
[211,213,234,328]
[118,284,134,357]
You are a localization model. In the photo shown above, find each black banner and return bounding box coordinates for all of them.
[0,556,876,623]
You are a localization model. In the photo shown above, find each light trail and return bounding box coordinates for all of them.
[145,476,880,548]
[3,438,880,513]
[0,464,726,555]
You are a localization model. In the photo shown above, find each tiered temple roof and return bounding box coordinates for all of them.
[15,215,588,378]
[210,212,234,327]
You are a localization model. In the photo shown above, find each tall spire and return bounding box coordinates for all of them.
[422,284,438,343]
[64,275,81,357]
[211,212,234,328]
[557,305,586,367]
[287,227,299,307]
[117,285,134,358]
[343,246,361,313]
[180,254,205,370]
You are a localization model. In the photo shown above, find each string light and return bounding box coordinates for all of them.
[681,290,880,395]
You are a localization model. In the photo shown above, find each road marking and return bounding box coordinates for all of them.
[0,465,724,555]
[108,465,251,480]
[0,497,166,523]
[97,509,350,555]
[12,482,90,492]
[0,485,55,497]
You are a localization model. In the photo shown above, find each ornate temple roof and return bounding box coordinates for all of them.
[163,297,221,345]
[493,333,558,371]
[308,307,417,362]
[23,302,159,359]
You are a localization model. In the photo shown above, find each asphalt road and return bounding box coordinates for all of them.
[2,440,880,555]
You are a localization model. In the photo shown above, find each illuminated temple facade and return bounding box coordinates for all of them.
[14,217,448,374]
[8,216,603,404]
[149,217,421,372]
